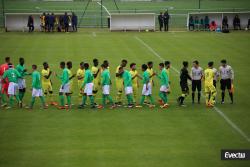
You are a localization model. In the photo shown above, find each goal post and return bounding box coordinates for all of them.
[110,13,155,31]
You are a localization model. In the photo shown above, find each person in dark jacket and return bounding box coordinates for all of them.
[189,16,194,31]
[204,16,210,31]
[45,13,49,32]
[72,12,78,32]
[177,61,192,106]
[48,13,55,32]
[27,15,34,32]
[63,12,69,32]
[163,10,170,31]
[158,12,164,31]
[222,16,228,30]
[233,15,241,30]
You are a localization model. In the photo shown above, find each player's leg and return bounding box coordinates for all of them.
[209,85,217,106]
[220,79,226,104]
[66,94,71,108]
[191,81,196,103]
[132,85,138,104]
[227,79,233,104]
[147,95,155,107]
[115,80,123,105]
[197,80,202,104]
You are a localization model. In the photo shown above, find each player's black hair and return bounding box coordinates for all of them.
[5,57,10,62]
[183,61,188,67]
[208,61,214,67]
[43,62,48,66]
[193,60,199,65]
[147,61,153,66]
[80,62,84,66]
[32,64,37,69]
[93,59,98,63]
[60,61,65,67]
[103,60,109,66]
[67,61,72,66]
[103,63,108,68]
[165,61,170,66]
[221,59,227,64]
[84,63,89,69]
[8,63,13,68]
[122,59,127,63]
[159,63,164,67]
[130,63,136,68]
[142,64,148,71]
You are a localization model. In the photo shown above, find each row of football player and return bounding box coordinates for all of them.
[0,57,234,109]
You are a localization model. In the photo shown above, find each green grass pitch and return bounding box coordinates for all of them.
[0,29,250,167]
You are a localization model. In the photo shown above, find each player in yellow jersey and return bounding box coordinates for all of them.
[204,61,217,107]
[41,62,56,105]
[76,62,85,101]
[92,59,101,97]
[145,61,156,104]
[115,59,127,106]
[40,13,46,32]
[130,63,142,104]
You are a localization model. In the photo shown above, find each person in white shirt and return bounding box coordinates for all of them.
[191,60,203,104]
[219,59,234,104]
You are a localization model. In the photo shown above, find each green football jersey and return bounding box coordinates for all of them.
[2,68,21,83]
[16,64,28,77]
[159,69,169,86]
[32,70,42,89]
[82,69,93,87]
[142,71,150,84]
[122,70,132,87]
[58,68,69,85]
[101,69,111,86]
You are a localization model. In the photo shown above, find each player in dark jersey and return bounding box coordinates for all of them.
[177,61,192,106]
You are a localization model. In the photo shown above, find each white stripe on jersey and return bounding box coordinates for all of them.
[191,67,203,80]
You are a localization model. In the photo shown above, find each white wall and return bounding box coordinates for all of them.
[110,13,155,31]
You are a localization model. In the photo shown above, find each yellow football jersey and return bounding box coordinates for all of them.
[92,66,101,80]
[204,68,214,86]
[76,68,85,81]
[41,68,51,84]
[130,70,138,86]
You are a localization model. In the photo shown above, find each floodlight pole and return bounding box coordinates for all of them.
[101,0,103,28]
[78,0,91,27]
[2,0,5,28]
[113,0,120,13]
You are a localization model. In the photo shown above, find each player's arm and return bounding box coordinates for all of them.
[186,70,192,81]
[93,68,100,78]
[69,74,76,80]
[230,67,234,83]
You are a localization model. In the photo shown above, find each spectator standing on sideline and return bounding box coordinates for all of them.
[163,10,170,31]
[189,16,194,31]
[233,15,241,30]
[158,12,164,31]
[48,13,55,32]
[27,15,34,32]
[222,16,229,30]
[72,12,78,32]
[63,12,69,32]
[204,16,209,31]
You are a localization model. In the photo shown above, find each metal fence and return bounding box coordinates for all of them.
[0,0,249,30]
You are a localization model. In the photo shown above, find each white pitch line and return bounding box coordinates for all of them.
[92,32,97,37]
[134,36,179,74]
[96,2,111,16]
[135,35,250,142]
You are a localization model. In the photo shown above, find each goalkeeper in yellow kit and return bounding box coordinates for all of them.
[41,62,57,105]
[92,59,101,97]
[115,59,127,106]
[204,61,217,107]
